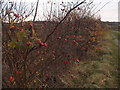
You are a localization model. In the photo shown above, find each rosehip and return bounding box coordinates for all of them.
[14,13,19,18]
[75,59,80,63]
[10,26,15,29]
[64,39,67,41]
[37,40,44,45]
[72,40,76,43]
[43,43,47,47]
[29,24,33,27]
[26,42,30,46]
[9,76,13,82]
[45,74,49,78]
[44,22,47,25]
[66,36,70,38]
[64,61,67,64]
[73,35,76,38]
[15,70,20,74]
[52,51,55,53]
[21,29,24,32]
[52,54,55,57]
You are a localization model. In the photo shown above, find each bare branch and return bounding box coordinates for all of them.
[44,0,86,43]
[33,0,39,22]
[27,0,86,57]
[93,0,113,16]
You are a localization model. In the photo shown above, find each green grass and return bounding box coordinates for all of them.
[60,30,119,88]
[110,29,120,39]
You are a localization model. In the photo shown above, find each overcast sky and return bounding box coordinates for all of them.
[9,0,119,22]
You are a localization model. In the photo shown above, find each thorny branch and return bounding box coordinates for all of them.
[24,1,86,84]
[27,0,86,55]
[44,0,86,43]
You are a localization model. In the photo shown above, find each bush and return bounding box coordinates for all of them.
[2,0,108,88]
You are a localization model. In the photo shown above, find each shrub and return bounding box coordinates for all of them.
[2,0,108,88]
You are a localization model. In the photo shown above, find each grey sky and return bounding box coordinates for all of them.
[10,0,119,22]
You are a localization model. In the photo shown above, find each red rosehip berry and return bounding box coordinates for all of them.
[13,69,20,74]
[64,39,68,41]
[21,29,24,32]
[14,13,19,18]
[26,42,30,46]
[37,40,42,44]
[45,74,49,78]
[10,26,15,29]
[29,24,32,27]
[52,51,55,53]
[72,40,76,43]
[66,36,70,38]
[15,70,20,74]
[73,35,76,38]
[9,76,13,82]
[43,43,47,47]
[41,24,45,28]
[37,40,44,45]
[64,61,67,64]
[44,22,47,25]
[52,54,55,57]
[75,59,80,63]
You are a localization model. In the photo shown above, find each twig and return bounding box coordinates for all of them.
[27,0,86,55]
[44,0,86,43]
[33,0,39,22]
[93,0,113,15]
